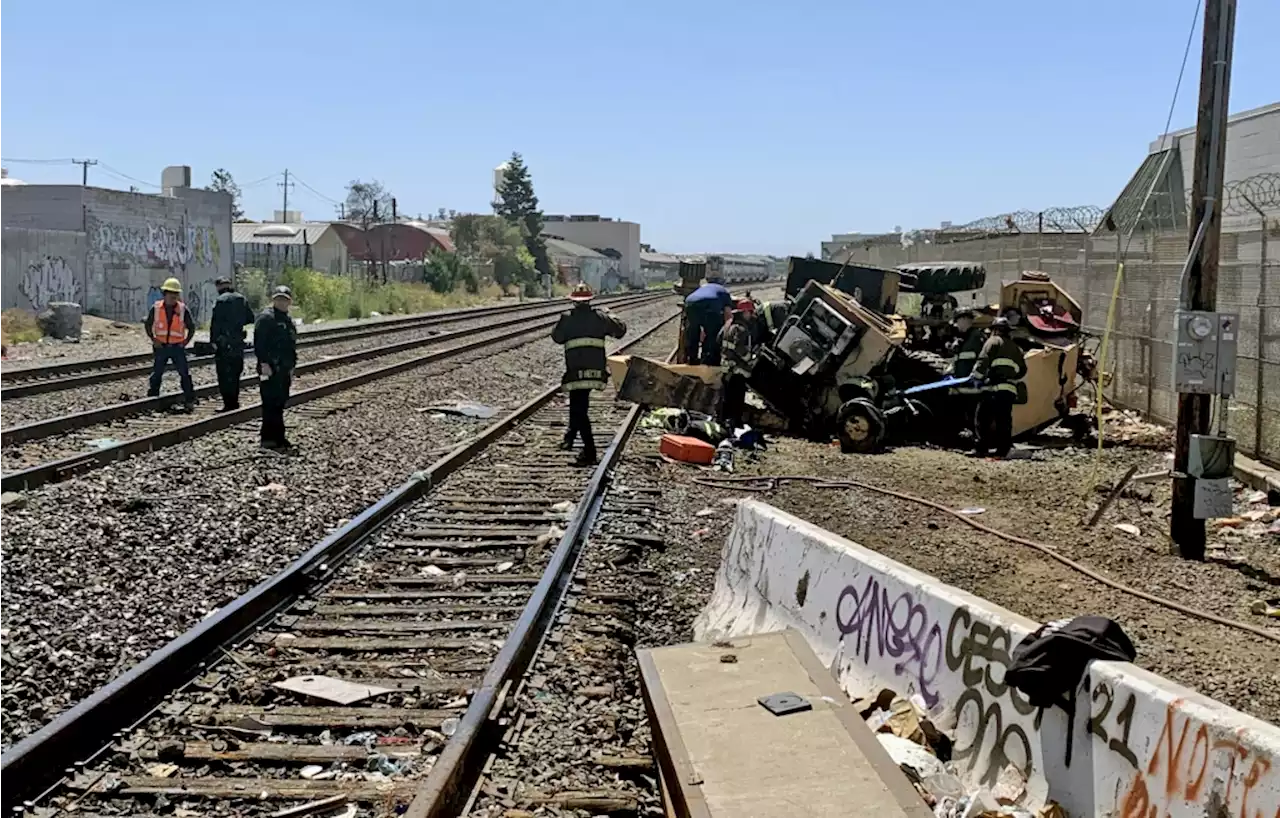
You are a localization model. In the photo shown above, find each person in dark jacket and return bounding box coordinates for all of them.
[253,285,299,449]
[551,282,627,466]
[682,273,733,365]
[209,276,256,412]
[144,277,197,411]
[718,299,765,430]
[971,316,1027,458]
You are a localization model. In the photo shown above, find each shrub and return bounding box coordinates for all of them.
[1,308,42,344]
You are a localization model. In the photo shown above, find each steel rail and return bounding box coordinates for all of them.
[0,313,677,815]
[0,291,667,447]
[404,366,656,818]
[1,293,647,396]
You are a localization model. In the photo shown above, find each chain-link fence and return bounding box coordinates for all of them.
[836,175,1280,466]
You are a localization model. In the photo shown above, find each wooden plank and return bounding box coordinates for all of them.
[414,512,567,523]
[270,635,501,652]
[321,589,527,601]
[178,740,418,764]
[379,575,540,587]
[400,525,547,536]
[369,555,514,568]
[289,617,513,634]
[115,777,416,801]
[310,603,521,617]
[234,657,488,674]
[188,704,455,729]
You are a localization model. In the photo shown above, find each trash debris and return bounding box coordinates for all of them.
[441,717,460,737]
[255,482,288,496]
[1250,599,1280,618]
[417,401,498,419]
[551,500,576,515]
[0,492,27,510]
[877,733,945,780]
[495,561,515,573]
[694,507,717,517]
[1113,523,1141,536]
[713,440,735,472]
[269,795,351,818]
[884,696,926,744]
[145,762,179,778]
[299,764,325,779]
[343,731,378,747]
[86,437,121,450]
[1211,517,1244,528]
[273,675,393,705]
[992,763,1027,805]
[422,565,446,576]
[1246,489,1269,504]
[957,507,986,516]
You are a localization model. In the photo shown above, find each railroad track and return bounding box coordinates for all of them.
[0,291,672,491]
[1,315,676,818]
[0,295,642,397]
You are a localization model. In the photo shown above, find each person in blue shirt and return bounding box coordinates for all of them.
[682,273,733,365]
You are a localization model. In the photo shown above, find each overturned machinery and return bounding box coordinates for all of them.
[620,259,1094,454]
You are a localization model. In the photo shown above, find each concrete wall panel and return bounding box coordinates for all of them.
[694,500,1280,817]
[2,227,88,311]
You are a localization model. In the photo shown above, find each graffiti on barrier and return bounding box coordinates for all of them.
[88,216,220,270]
[1118,698,1278,818]
[20,256,81,309]
[835,575,943,708]
[185,278,217,323]
[107,285,148,322]
[945,607,1039,787]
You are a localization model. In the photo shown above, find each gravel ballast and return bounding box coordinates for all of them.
[0,298,679,747]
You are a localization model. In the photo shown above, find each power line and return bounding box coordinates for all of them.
[289,173,341,205]
[239,171,281,189]
[97,162,158,188]
[0,157,78,164]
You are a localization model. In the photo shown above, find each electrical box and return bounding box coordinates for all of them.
[1173,311,1238,396]
[1188,433,1235,519]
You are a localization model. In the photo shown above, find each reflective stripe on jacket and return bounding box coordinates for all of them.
[952,329,987,378]
[973,336,1026,390]
[552,305,627,391]
[153,300,187,345]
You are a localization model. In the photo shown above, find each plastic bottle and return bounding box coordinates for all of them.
[713,440,734,472]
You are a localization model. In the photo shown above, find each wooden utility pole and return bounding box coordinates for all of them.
[278,169,293,222]
[1171,0,1236,559]
[72,158,98,186]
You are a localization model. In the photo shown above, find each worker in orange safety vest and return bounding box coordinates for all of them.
[144,277,197,411]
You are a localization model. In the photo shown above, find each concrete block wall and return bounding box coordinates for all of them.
[2,184,232,323]
[694,500,1280,817]
[1,227,89,312]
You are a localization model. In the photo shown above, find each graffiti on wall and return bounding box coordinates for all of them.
[88,217,220,270]
[1115,695,1278,818]
[106,279,217,323]
[20,256,81,309]
[835,575,943,708]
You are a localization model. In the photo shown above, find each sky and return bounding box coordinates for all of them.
[2,0,1277,256]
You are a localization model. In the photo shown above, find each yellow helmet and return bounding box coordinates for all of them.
[160,277,182,293]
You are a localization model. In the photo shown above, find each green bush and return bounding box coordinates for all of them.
[239,269,270,311]
[1,308,42,344]
[263,266,507,323]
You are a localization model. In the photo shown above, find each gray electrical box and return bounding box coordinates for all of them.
[1173,311,1238,396]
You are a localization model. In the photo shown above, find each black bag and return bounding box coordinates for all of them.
[1005,616,1136,708]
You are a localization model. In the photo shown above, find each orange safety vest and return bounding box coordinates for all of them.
[153,300,187,345]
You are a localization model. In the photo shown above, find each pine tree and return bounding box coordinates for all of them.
[208,169,245,221]
[494,152,553,281]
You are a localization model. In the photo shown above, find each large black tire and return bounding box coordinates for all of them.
[836,398,886,454]
[888,348,951,389]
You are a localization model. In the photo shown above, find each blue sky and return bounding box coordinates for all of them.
[3,1,1276,255]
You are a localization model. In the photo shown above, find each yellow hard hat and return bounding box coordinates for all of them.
[160,277,182,293]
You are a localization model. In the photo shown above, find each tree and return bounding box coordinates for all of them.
[208,169,244,221]
[450,214,538,295]
[344,180,393,228]
[422,250,478,294]
[493,152,553,280]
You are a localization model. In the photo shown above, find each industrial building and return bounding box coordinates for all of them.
[545,236,623,292]
[2,165,233,322]
[540,215,641,284]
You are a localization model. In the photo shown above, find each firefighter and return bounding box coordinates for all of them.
[551,282,627,466]
[948,309,986,379]
[682,271,733,365]
[253,285,298,450]
[718,299,764,430]
[209,276,256,412]
[144,277,197,411]
[971,316,1027,458]
[759,297,791,346]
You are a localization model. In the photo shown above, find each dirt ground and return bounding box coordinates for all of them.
[635,428,1280,726]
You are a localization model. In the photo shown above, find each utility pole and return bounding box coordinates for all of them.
[391,197,397,223]
[1171,0,1236,559]
[278,169,294,223]
[336,203,346,220]
[72,158,98,186]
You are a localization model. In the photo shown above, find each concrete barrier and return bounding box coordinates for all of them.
[693,500,1280,817]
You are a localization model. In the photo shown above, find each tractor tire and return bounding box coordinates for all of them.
[889,348,951,388]
[836,398,886,454]
[897,398,934,444]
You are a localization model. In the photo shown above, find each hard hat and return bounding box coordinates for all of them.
[568,282,594,302]
[272,285,293,300]
[215,276,231,286]
[992,316,1011,329]
[160,277,182,293]
[736,299,756,314]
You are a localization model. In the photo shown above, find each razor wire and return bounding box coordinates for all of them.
[1218,171,1280,216]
